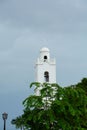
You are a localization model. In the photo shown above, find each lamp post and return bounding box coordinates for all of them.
[2,112,8,130]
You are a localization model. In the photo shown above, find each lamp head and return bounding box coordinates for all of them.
[2,112,8,120]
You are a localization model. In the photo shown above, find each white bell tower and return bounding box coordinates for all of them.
[35,47,56,85]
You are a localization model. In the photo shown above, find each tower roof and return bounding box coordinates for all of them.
[40,47,50,52]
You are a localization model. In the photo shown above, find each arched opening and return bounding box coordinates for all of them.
[44,55,47,62]
[44,71,49,82]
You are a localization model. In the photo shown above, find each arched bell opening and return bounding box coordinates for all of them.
[44,55,47,62]
[44,71,49,82]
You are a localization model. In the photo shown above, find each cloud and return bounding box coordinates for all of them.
[0,0,87,33]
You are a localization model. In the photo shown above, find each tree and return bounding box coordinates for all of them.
[76,78,87,95]
[22,82,60,130]
[52,86,87,130]
[11,79,87,130]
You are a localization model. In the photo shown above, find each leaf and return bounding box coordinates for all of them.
[30,82,41,88]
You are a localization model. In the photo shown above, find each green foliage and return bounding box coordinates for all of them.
[11,78,87,130]
[11,116,25,129]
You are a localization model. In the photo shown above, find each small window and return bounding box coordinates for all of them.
[44,71,49,82]
[44,56,47,61]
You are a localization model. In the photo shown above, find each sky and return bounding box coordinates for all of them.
[0,0,87,129]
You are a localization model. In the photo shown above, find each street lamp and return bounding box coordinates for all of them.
[2,112,8,130]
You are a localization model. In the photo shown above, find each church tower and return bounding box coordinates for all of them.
[35,47,56,92]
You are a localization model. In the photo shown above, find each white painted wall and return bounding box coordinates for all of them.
[34,47,56,95]
[35,62,56,83]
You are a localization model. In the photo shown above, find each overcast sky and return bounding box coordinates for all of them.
[0,0,87,129]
